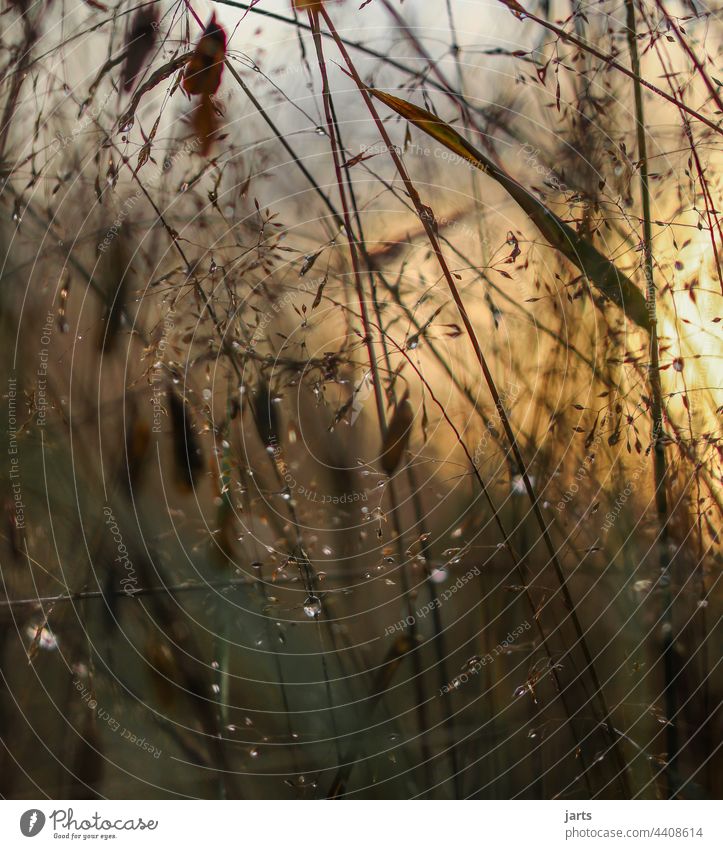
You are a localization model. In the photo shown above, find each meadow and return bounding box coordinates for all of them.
[0,0,720,799]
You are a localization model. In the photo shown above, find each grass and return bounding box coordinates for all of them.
[0,0,720,800]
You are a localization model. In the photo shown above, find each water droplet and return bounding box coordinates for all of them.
[462,656,482,673]
[511,474,531,494]
[631,579,652,599]
[26,623,58,651]
[303,595,322,619]
[430,566,448,583]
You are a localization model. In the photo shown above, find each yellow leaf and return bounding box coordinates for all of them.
[367,87,651,331]
[368,89,487,173]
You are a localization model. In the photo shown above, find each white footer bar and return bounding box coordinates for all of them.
[1,800,719,848]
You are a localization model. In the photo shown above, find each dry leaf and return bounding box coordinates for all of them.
[183,15,227,97]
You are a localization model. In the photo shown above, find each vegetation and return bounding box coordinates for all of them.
[0,0,720,799]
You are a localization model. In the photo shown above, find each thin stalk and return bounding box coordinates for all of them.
[307,11,386,436]
[176,2,720,796]
[624,0,676,798]
[633,2,723,292]
[652,0,723,115]
[327,95,462,795]
[120,5,347,787]
[498,0,722,137]
[362,85,652,330]
[379,13,540,792]
[0,17,36,160]
[214,624,230,799]
[307,8,435,794]
[376,326,598,795]
[214,0,490,118]
[198,22,558,463]
[320,3,631,797]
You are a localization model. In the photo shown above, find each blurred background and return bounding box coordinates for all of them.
[0,0,720,799]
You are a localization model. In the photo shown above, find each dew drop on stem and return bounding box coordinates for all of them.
[303,595,322,619]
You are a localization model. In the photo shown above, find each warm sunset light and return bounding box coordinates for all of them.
[0,0,720,825]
